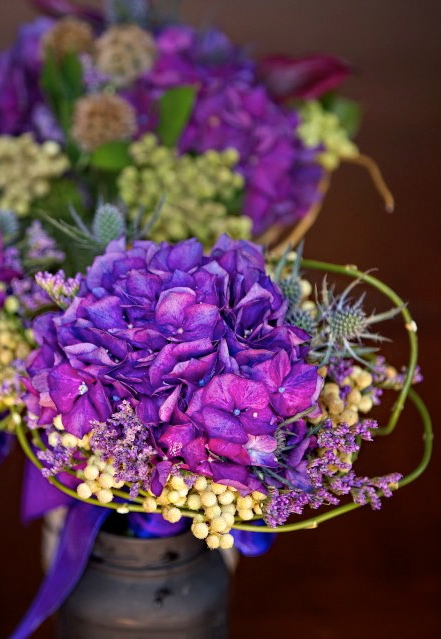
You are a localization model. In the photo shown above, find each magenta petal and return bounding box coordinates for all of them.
[155,287,196,327]
[182,436,208,470]
[257,54,352,102]
[150,461,173,496]
[48,364,91,414]
[202,407,248,444]
[208,438,250,465]
[158,384,181,422]
[159,423,196,458]
[271,361,322,418]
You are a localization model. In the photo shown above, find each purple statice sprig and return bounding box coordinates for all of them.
[21,221,65,271]
[35,270,81,309]
[262,417,401,527]
[89,401,159,499]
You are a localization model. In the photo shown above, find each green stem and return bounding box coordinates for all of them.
[301,259,418,435]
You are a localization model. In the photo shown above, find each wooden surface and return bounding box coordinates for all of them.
[1,2,440,637]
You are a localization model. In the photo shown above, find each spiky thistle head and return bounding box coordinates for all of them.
[311,277,401,366]
[279,277,303,307]
[285,307,318,335]
[0,210,19,243]
[92,204,126,248]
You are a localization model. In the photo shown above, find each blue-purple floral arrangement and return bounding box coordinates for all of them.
[0,2,432,638]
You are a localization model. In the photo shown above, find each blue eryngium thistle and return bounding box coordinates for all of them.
[311,277,402,365]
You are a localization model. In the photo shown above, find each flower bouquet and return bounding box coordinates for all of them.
[0,0,393,261]
[0,1,432,638]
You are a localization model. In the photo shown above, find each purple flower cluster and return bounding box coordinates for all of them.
[149,26,324,234]
[263,417,402,526]
[0,233,22,308]
[25,236,322,494]
[0,18,54,137]
[1,18,326,235]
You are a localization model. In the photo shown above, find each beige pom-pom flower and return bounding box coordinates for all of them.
[41,16,94,61]
[95,24,156,87]
[72,94,137,151]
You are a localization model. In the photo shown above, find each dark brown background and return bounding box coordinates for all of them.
[1,1,440,637]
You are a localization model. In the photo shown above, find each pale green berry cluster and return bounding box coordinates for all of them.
[297,101,359,170]
[0,135,70,215]
[0,306,33,427]
[118,134,251,247]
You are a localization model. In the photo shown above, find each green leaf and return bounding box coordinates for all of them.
[40,51,84,134]
[320,93,362,138]
[157,85,196,147]
[60,53,84,100]
[89,141,132,171]
[40,52,64,104]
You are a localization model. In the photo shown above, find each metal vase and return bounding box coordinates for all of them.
[57,529,231,638]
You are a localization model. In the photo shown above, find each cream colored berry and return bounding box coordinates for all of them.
[61,433,78,448]
[211,483,227,495]
[97,488,113,504]
[192,522,209,539]
[194,476,208,491]
[238,508,254,521]
[210,516,228,533]
[358,396,373,413]
[327,397,344,415]
[204,504,222,519]
[77,482,92,499]
[84,465,100,481]
[143,496,157,512]
[53,414,64,431]
[324,382,340,395]
[48,432,60,448]
[167,490,181,504]
[170,475,187,491]
[200,490,217,507]
[339,409,358,426]
[218,490,235,505]
[187,494,202,510]
[98,472,114,489]
[356,371,373,390]
[193,514,205,524]
[163,507,182,523]
[251,491,267,502]
[221,503,236,515]
[236,495,253,510]
[116,505,129,514]
[347,389,362,405]
[219,534,234,550]
[206,534,220,549]
[86,480,100,493]
[222,512,235,528]
[113,480,125,489]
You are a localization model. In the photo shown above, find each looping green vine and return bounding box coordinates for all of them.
[15,259,432,533]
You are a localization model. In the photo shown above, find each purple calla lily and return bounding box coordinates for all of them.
[257,54,352,103]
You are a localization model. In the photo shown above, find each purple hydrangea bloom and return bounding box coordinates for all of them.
[0,18,54,136]
[179,80,324,235]
[25,235,322,494]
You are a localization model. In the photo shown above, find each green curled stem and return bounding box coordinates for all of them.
[300,259,418,436]
[16,388,432,531]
